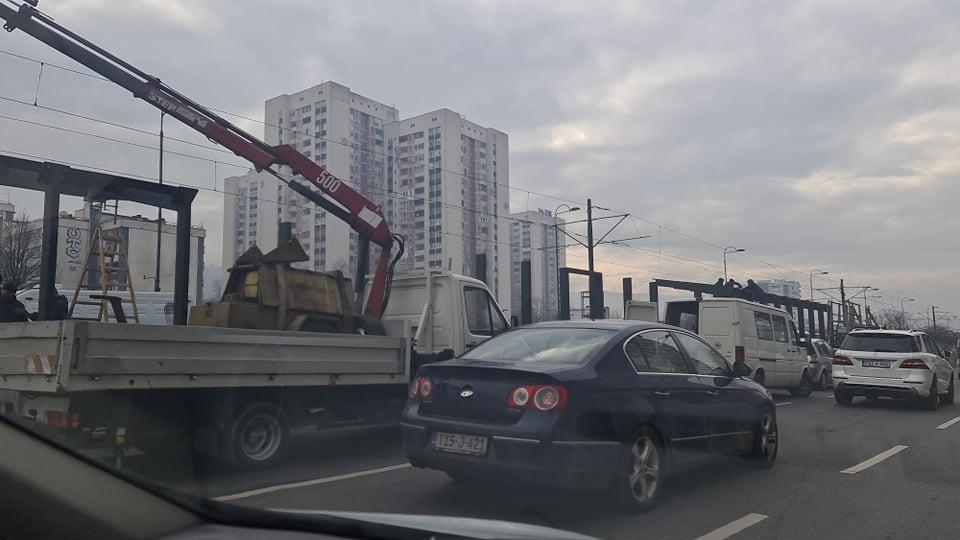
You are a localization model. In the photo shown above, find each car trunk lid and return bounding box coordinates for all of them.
[416,362,568,425]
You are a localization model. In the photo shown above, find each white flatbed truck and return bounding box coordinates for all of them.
[0,272,509,469]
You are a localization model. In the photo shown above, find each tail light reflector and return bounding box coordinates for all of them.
[409,376,434,400]
[45,410,68,429]
[735,346,746,364]
[899,358,929,369]
[833,355,854,365]
[507,385,567,411]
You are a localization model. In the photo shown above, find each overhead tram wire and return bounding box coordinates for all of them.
[0,49,932,301]
[0,48,828,280]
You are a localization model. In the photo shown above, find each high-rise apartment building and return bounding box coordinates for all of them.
[509,209,566,322]
[222,170,281,270]
[757,279,802,299]
[385,109,510,306]
[221,84,511,308]
[263,81,398,275]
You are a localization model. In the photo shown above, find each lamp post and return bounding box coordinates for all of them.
[554,204,580,319]
[723,246,745,281]
[808,270,828,301]
[900,297,915,324]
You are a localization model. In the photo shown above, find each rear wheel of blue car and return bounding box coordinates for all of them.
[748,413,778,467]
[614,427,663,511]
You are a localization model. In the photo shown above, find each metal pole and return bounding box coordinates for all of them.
[839,279,846,330]
[555,218,560,318]
[932,305,938,331]
[724,253,728,281]
[154,111,164,292]
[586,198,594,274]
[809,274,814,301]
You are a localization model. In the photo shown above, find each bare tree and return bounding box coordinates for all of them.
[874,308,911,330]
[0,212,41,289]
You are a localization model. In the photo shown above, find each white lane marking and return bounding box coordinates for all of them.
[775,402,793,407]
[936,416,960,430]
[215,463,412,502]
[840,445,909,474]
[695,513,769,540]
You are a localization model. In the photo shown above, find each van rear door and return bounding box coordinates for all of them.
[699,303,736,363]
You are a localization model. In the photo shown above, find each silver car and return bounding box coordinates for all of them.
[804,338,833,390]
[832,329,955,410]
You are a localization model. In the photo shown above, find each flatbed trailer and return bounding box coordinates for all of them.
[0,320,411,470]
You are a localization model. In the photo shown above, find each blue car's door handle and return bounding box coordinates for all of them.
[653,391,671,398]
[706,390,720,398]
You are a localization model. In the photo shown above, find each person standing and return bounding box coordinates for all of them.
[0,280,29,323]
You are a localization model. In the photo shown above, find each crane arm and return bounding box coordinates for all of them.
[1,0,398,318]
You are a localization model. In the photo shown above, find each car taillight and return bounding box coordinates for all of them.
[833,355,853,365]
[900,358,929,370]
[409,376,434,400]
[45,410,68,429]
[735,346,746,364]
[418,377,434,399]
[507,385,567,411]
[508,386,530,408]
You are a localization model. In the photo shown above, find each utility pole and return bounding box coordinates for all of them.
[154,111,165,292]
[552,199,645,320]
[932,305,938,332]
[839,279,846,331]
[586,199,594,275]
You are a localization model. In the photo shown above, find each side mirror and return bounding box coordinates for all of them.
[942,350,952,359]
[733,362,753,378]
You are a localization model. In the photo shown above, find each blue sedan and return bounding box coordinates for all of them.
[402,320,777,511]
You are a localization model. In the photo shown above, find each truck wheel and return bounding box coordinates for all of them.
[753,370,765,386]
[223,402,290,470]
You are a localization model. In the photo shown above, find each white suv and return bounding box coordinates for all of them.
[833,329,955,409]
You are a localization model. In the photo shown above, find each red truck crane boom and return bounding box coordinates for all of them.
[0,0,403,320]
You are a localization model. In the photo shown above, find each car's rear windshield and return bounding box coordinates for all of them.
[461,328,615,364]
[840,333,917,353]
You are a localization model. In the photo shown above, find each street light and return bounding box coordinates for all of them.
[722,246,745,281]
[900,297,915,321]
[808,270,829,301]
[554,204,580,319]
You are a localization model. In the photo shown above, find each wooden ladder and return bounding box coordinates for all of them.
[68,228,140,323]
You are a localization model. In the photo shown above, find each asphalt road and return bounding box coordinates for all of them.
[147,390,960,539]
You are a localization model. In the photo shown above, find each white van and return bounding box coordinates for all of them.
[664,297,813,396]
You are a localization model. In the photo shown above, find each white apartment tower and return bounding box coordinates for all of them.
[510,209,566,322]
[262,81,398,275]
[222,170,282,270]
[385,109,510,306]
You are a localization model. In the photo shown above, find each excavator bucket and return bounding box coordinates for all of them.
[234,245,264,265]
[262,238,309,264]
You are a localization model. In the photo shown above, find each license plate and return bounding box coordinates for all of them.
[433,432,488,456]
[862,360,891,368]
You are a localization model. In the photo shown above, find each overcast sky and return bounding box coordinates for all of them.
[0,0,957,325]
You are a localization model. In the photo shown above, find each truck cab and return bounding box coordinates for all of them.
[381,272,509,358]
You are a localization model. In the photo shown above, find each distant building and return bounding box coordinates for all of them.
[222,170,281,271]
[757,279,801,299]
[264,81,398,276]
[0,200,14,229]
[21,203,206,302]
[509,209,566,322]
[220,82,512,308]
[385,109,510,306]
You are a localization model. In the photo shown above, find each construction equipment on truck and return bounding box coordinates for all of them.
[0,1,511,470]
[1,0,402,322]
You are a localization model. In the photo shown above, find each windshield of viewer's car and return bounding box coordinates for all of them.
[461,328,615,364]
[840,333,916,353]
